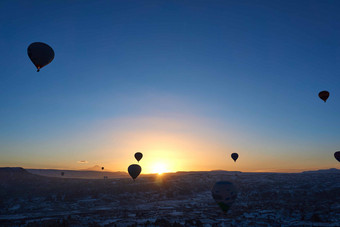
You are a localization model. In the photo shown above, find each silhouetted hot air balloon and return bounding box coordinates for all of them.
[102,167,104,170]
[27,42,54,72]
[231,153,239,162]
[335,151,340,162]
[318,91,329,102]
[134,152,143,162]
[212,181,237,213]
[61,172,64,176]
[128,164,141,181]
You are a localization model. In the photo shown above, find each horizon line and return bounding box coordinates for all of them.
[1,166,339,174]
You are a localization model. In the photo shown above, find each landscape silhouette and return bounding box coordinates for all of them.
[1,0,340,226]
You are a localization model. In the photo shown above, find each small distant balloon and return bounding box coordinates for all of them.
[102,167,104,170]
[211,181,237,213]
[334,151,340,162]
[27,42,54,72]
[134,152,143,162]
[128,164,142,181]
[61,172,64,176]
[231,153,239,162]
[318,91,329,102]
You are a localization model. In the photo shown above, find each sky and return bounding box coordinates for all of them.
[0,0,340,173]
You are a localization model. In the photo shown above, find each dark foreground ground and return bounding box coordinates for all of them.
[0,167,339,226]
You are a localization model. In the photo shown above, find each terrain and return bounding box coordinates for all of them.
[0,167,339,226]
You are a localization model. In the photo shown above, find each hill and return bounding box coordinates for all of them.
[27,168,128,179]
[81,165,104,171]
[302,168,340,174]
[0,167,40,182]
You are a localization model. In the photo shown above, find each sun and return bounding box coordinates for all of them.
[152,162,168,175]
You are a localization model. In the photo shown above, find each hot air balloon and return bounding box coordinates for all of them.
[334,151,340,162]
[318,91,329,102]
[231,153,239,162]
[27,42,55,72]
[128,164,142,181]
[211,181,237,213]
[61,172,64,176]
[102,167,104,170]
[134,152,143,162]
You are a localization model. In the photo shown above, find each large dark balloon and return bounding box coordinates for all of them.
[27,42,54,72]
[212,181,237,213]
[134,152,143,162]
[128,164,142,181]
[318,91,329,102]
[102,167,104,170]
[335,151,340,162]
[231,153,239,162]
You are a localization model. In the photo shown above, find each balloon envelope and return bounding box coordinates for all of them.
[335,151,340,162]
[134,152,143,162]
[128,164,142,180]
[318,91,329,102]
[212,181,237,213]
[231,153,239,162]
[102,167,104,170]
[27,42,54,72]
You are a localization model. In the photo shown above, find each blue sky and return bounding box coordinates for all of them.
[0,0,339,172]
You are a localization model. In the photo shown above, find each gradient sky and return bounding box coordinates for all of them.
[1,0,340,173]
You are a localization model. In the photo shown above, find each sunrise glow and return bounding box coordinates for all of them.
[152,162,169,175]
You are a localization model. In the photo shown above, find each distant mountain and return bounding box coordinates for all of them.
[176,170,240,173]
[302,168,340,174]
[175,170,242,175]
[81,165,104,171]
[0,167,129,200]
[27,168,129,179]
[0,167,27,174]
[210,170,242,173]
[0,167,35,179]
[0,167,46,192]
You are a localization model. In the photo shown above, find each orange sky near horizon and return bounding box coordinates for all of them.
[1,115,337,173]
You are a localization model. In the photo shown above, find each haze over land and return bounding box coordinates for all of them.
[1,167,339,226]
